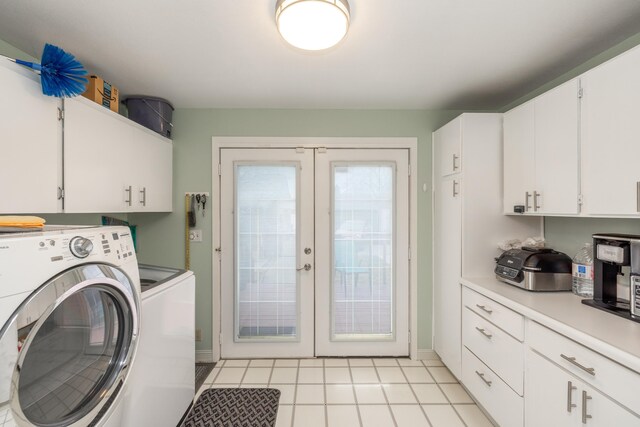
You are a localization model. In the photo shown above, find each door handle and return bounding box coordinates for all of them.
[475,327,493,339]
[636,182,640,213]
[475,304,493,314]
[125,185,132,206]
[475,371,492,387]
[452,154,459,171]
[534,191,541,212]
[525,191,531,212]
[297,263,312,272]
[582,390,592,424]
[560,354,595,376]
[139,187,147,207]
[453,180,459,197]
[567,381,577,413]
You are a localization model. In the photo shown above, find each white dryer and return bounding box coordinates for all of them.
[0,226,140,427]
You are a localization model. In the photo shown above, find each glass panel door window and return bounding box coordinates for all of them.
[332,164,395,340]
[236,165,298,340]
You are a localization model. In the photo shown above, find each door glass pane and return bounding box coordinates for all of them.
[236,164,298,340]
[332,163,394,340]
[17,287,125,425]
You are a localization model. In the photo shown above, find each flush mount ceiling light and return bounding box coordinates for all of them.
[275,0,351,51]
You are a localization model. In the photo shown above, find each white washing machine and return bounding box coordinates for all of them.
[0,226,141,427]
[121,265,195,427]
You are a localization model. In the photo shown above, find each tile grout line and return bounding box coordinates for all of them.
[322,359,328,427]
[346,360,364,427]
[372,361,399,427]
[290,359,300,427]
[426,366,470,427]
[398,362,434,427]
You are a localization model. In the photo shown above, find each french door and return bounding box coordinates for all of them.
[220,147,409,358]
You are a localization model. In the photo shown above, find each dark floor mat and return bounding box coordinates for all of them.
[195,363,216,390]
[182,388,280,427]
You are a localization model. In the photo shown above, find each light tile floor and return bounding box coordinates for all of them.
[198,358,495,427]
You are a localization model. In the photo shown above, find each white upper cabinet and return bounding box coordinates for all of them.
[533,79,580,215]
[64,97,134,213]
[503,79,579,215]
[64,97,173,213]
[131,124,173,212]
[0,62,62,214]
[580,45,640,216]
[437,118,462,176]
[503,102,535,214]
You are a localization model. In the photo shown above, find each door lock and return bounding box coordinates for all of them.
[297,263,312,271]
[304,248,312,255]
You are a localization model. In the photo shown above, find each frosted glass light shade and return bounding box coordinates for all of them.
[276,0,350,51]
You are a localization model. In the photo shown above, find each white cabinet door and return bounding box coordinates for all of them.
[581,46,640,216]
[436,118,462,177]
[64,97,133,213]
[130,126,173,212]
[526,349,582,426]
[526,350,639,427]
[534,79,580,215]
[503,102,535,214]
[0,62,61,214]
[433,176,462,379]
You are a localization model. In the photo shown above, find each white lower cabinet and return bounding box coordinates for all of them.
[459,284,640,427]
[526,349,639,427]
[462,347,524,427]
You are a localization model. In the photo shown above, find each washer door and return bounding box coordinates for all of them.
[0,264,139,427]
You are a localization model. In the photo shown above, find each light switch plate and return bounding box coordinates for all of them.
[189,229,203,242]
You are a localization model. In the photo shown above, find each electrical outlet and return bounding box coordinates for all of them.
[189,229,202,242]
[195,329,202,342]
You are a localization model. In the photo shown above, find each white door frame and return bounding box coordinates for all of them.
[212,137,419,361]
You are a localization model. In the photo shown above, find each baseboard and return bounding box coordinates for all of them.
[415,349,440,360]
[196,350,214,363]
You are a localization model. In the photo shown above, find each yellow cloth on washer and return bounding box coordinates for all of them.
[0,216,46,228]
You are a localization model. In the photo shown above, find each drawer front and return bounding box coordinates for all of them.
[462,347,524,427]
[462,286,524,341]
[463,307,524,395]
[528,320,640,414]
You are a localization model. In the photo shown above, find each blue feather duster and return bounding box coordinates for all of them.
[2,43,88,98]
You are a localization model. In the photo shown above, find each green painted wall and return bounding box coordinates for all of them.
[545,217,640,257]
[129,109,463,352]
[0,39,36,62]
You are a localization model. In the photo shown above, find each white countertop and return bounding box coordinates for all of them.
[461,276,640,374]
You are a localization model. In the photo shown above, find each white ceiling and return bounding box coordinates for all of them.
[1,0,640,110]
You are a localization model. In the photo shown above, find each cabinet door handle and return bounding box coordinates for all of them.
[636,182,640,213]
[452,154,459,171]
[476,304,493,314]
[140,187,147,207]
[560,354,595,376]
[475,327,492,339]
[533,191,541,212]
[525,191,531,212]
[125,185,132,206]
[582,390,592,424]
[453,180,459,197]
[567,381,577,412]
[475,371,492,387]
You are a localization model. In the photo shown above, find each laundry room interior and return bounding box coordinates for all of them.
[2,1,640,426]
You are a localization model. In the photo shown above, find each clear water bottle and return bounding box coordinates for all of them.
[572,243,594,297]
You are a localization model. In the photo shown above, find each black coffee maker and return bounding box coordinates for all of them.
[582,234,640,322]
